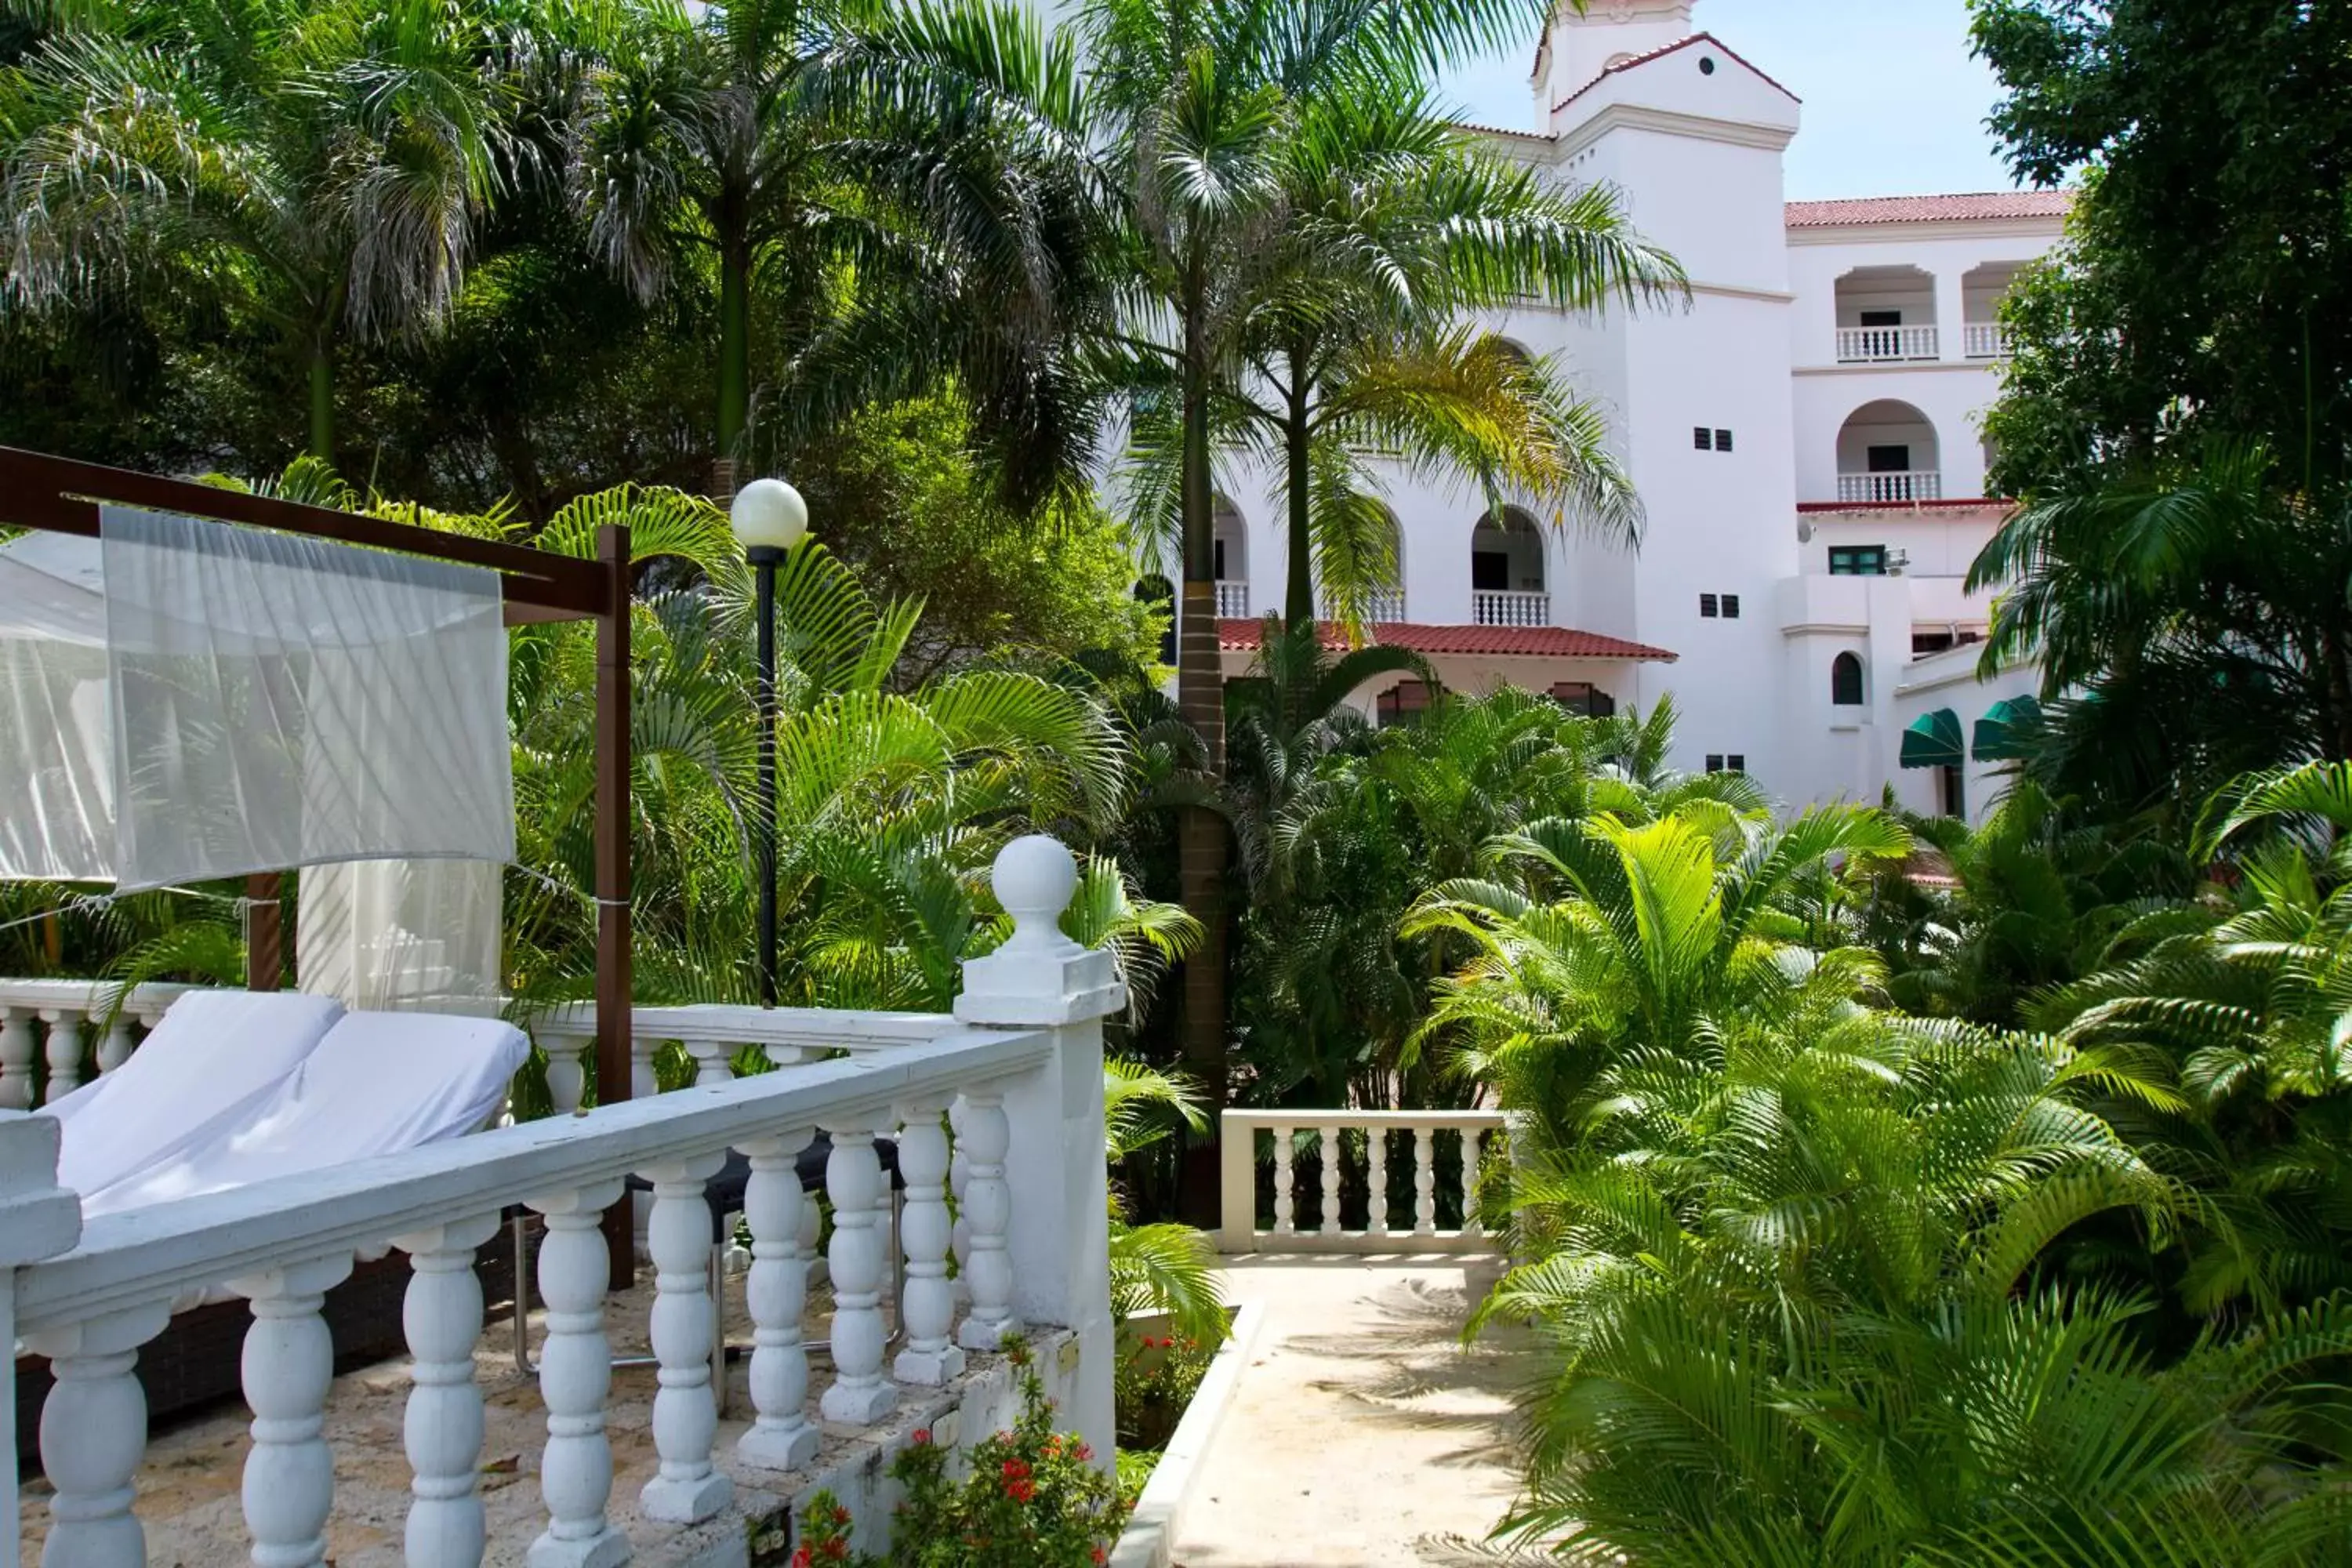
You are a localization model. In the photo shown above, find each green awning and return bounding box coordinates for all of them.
[1899,707,1965,769]
[1972,695,2043,761]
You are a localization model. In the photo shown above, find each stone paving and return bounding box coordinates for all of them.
[1169,1254,1537,1568]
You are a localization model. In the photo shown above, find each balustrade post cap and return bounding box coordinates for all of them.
[0,1111,81,1264]
[993,835,1080,953]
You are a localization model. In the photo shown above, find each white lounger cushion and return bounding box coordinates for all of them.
[45,989,345,1200]
[83,1010,530,1217]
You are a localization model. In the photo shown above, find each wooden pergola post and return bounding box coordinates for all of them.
[595,523,634,1287]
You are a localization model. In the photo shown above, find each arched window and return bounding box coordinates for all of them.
[1831,652,1865,706]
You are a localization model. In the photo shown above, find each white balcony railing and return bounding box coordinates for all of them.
[1214,580,1249,618]
[1965,322,2012,359]
[1218,1109,1508,1254]
[0,979,196,1108]
[1838,470,1944,505]
[1472,589,1550,627]
[1318,589,1406,624]
[1835,325,1940,363]
[0,837,1123,1568]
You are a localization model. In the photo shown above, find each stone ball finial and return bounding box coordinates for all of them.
[993,834,1078,951]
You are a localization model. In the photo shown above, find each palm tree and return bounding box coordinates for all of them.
[575,0,1109,495]
[0,0,535,459]
[1082,0,1556,1220]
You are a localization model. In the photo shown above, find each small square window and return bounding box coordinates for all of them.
[1722,593,1740,619]
[1727,753,1746,772]
[1699,593,1719,618]
[1715,428,1733,452]
[1705,754,1725,774]
[1693,426,1712,451]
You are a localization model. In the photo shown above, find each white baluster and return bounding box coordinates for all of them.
[735,1133,818,1472]
[820,1123,895,1423]
[893,1107,964,1385]
[39,1008,83,1104]
[1413,1127,1436,1236]
[391,1215,499,1568]
[543,1034,587,1116]
[26,1301,172,1568]
[1366,1127,1388,1239]
[630,1036,658,1101]
[1461,1128,1484,1239]
[95,1011,137,1076]
[1319,1126,1343,1236]
[637,1153,731,1523]
[948,1098,971,1310]
[0,1007,34,1109]
[523,1182,628,1568]
[684,1041,733,1087]
[1271,1127,1295,1236]
[954,1090,1018,1353]
[227,1254,356,1568]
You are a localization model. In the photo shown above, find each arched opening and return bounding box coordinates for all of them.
[1487,336,1535,372]
[1835,401,1942,504]
[1831,651,1865,706]
[1471,507,1547,626]
[1962,261,2024,358]
[1834,265,1937,362]
[1213,496,1248,617]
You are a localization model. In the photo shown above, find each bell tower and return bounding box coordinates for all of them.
[1531,0,1696,122]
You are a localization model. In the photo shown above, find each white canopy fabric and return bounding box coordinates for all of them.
[0,506,515,890]
[298,857,503,1014]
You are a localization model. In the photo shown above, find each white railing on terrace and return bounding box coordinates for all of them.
[1217,1109,1507,1254]
[1214,580,1250,618]
[0,837,1122,1568]
[1836,325,1940,363]
[0,980,194,1109]
[1965,322,2011,359]
[1838,470,1944,506]
[1318,589,1407,624]
[1472,590,1549,628]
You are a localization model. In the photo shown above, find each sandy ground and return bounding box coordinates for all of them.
[1170,1254,1537,1568]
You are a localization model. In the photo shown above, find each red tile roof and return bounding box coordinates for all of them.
[1553,33,1801,114]
[1785,191,2073,228]
[1798,497,2016,515]
[1217,619,1677,662]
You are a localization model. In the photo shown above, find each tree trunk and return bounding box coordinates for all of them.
[1283,356,1315,629]
[715,222,753,494]
[1174,270,1229,1227]
[307,332,335,461]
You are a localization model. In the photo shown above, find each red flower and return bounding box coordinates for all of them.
[911,1428,931,1445]
[1006,1478,1036,1504]
[1074,1443,1094,1462]
[1002,1458,1032,1481]
[830,1506,851,1527]
[791,1550,812,1568]
[1092,1550,1109,1566]
[822,1542,849,1563]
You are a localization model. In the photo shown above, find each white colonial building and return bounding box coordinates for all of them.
[1204,0,2067,822]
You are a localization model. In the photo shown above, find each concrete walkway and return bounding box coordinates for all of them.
[1170,1254,1534,1568]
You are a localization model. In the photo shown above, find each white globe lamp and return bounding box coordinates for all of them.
[730,477,808,557]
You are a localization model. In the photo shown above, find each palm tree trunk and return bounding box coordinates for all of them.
[1283,355,1314,628]
[1175,268,1229,1226]
[715,227,753,492]
[307,331,335,460]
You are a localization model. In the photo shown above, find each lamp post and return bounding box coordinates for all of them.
[729,477,808,1007]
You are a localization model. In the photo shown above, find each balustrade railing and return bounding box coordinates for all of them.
[1216,1109,1508,1254]
[1835,325,1940,362]
[1214,580,1250,618]
[1472,589,1549,628]
[0,836,1123,1568]
[0,980,194,1109]
[1317,589,1406,624]
[1837,470,1944,505]
[1964,322,2011,359]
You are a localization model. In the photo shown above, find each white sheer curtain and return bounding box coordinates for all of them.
[297,858,503,1014]
[0,532,116,880]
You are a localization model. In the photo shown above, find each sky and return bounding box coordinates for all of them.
[1436,0,2021,201]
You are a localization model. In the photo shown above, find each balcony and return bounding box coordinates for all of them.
[1838,470,1944,505]
[1836,325,1940,364]
[1214,579,1250,618]
[1472,589,1550,627]
[1319,588,1406,623]
[1965,322,2012,359]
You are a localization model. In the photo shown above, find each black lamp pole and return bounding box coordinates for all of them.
[750,545,781,1007]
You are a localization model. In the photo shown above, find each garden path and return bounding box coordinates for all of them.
[1171,1254,1533,1568]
